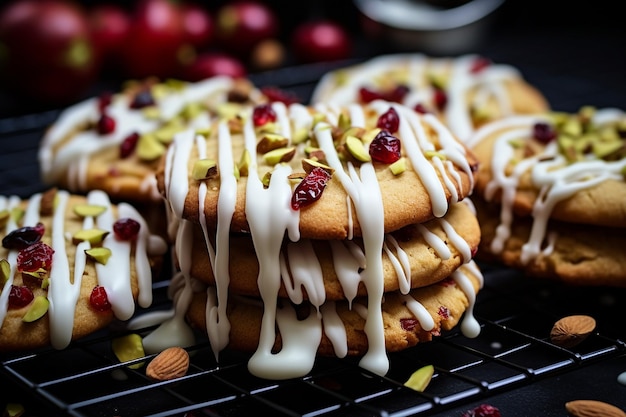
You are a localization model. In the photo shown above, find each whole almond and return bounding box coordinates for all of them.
[146,347,190,381]
[565,400,626,417]
[550,315,596,348]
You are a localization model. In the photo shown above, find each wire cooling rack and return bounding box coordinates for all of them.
[1,57,626,416]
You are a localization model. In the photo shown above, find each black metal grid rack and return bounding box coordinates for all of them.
[2,7,626,412]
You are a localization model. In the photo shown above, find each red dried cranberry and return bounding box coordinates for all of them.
[8,285,34,309]
[433,88,448,111]
[2,223,45,250]
[90,285,112,312]
[438,306,450,319]
[469,56,491,74]
[377,107,400,133]
[119,132,140,158]
[130,89,155,109]
[400,318,418,331]
[386,85,410,103]
[252,104,277,126]
[413,103,430,114]
[358,85,410,104]
[359,86,384,103]
[97,113,116,135]
[532,122,557,143]
[461,404,502,417]
[291,167,331,210]
[369,130,401,164]
[97,91,113,112]
[260,86,300,105]
[113,218,141,240]
[17,241,54,273]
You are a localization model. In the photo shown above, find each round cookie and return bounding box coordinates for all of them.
[0,188,168,352]
[158,100,479,240]
[186,201,480,300]
[38,76,267,204]
[474,196,626,287]
[185,262,483,378]
[310,53,550,143]
[468,107,626,228]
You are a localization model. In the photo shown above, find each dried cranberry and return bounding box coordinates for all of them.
[400,318,418,331]
[433,88,448,111]
[469,56,491,74]
[90,285,112,312]
[8,285,34,309]
[438,306,450,319]
[358,85,410,104]
[377,107,400,133]
[252,104,277,126]
[120,132,140,158]
[97,91,113,112]
[461,404,502,417]
[130,89,155,109]
[17,241,54,273]
[532,122,557,143]
[113,218,141,240]
[413,103,430,114]
[386,85,410,103]
[291,167,331,210]
[369,130,401,164]
[359,86,384,103]
[261,86,300,105]
[97,113,116,135]
[2,223,45,250]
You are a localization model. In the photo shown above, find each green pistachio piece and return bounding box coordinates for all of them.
[137,134,166,161]
[3,402,25,417]
[41,277,49,290]
[262,171,272,188]
[341,126,366,143]
[22,296,49,323]
[180,101,203,120]
[195,127,212,137]
[389,157,407,175]
[424,150,446,160]
[292,127,310,144]
[154,122,185,144]
[238,149,252,177]
[0,209,9,229]
[404,364,434,392]
[562,118,582,137]
[337,113,351,130]
[263,147,296,165]
[0,259,11,284]
[73,204,107,218]
[216,102,242,120]
[85,247,113,265]
[257,133,288,154]
[10,207,24,223]
[72,229,110,245]
[345,136,371,162]
[302,158,334,175]
[192,158,218,180]
[362,128,382,144]
[112,333,146,369]
[141,107,161,120]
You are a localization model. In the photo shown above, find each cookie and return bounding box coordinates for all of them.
[157,100,479,240]
[310,53,550,143]
[184,201,480,300]
[467,107,626,283]
[183,262,483,379]
[38,76,267,204]
[0,188,168,352]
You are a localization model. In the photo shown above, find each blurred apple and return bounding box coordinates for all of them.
[180,2,213,51]
[88,3,131,73]
[291,20,352,64]
[0,0,99,105]
[182,52,247,81]
[215,1,279,57]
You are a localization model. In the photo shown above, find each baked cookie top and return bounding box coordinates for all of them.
[468,107,626,264]
[186,201,480,300]
[38,76,268,203]
[184,261,483,379]
[159,100,479,240]
[0,188,168,352]
[310,53,550,143]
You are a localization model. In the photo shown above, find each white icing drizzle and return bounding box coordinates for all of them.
[472,109,626,264]
[0,189,166,350]
[0,196,21,328]
[311,53,524,142]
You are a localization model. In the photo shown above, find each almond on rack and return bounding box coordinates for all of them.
[146,347,190,381]
[565,400,626,417]
[550,315,596,348]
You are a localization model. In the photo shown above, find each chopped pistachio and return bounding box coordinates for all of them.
[3,402,25,417]
[263,147,296,165]
[389,157,407,175]
[112,333,146,369]
[302,158,334,175]
[424,150,446,160]
[195,127,212,138]
[0,259,10,284]
[137,134,166,161]
[22,296,49,323]
[345,136,371,162]
[362,128,382,144]
[404,364,434,392]
[85,247,113,265]
[292,127,310,144]
[73,204,107,218]
[257,133,288,154]
[262,171,272,188]
[238,149,252,177]
[337,113,351,130]
[141,106,161,120]
[216,102,242,120]
[192,159,218,180]
[0,209,9,229]
[10,207,24,223]
[72,229,109,245]
[41,277,49,290]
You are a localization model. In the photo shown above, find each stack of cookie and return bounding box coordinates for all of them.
[157,98,484,379]
[311,53,550,143]
[467,106,626,287]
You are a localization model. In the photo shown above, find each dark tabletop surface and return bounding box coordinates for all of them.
[1,1,625,416]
